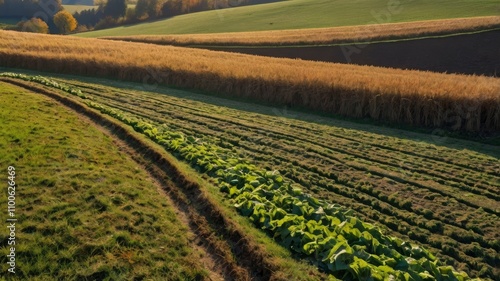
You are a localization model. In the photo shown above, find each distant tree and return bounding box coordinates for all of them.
[153,0,167,17]
[135,0,164,19]
[182,0,199,13]
[94,15,118,29]
[161,0,182,17]
[73,24,89,32]
[73,8,104,28]
[94,0,106,9]
[125,7,137,22]
[14,18,49,33]
[103,0,127,18]
[53,10,78,33]
[0,0,63,18]
[134,0,151,19]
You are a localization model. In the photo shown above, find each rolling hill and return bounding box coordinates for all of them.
[62,4,98,14]
[62,0,94,5]
[76,0,500,37]
[1,1,499,279]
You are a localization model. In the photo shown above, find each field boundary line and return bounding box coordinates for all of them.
[104,27,500,49]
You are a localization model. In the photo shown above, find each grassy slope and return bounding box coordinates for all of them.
[63,4,136,14]
[76,0,500,37]
[0,83,208,280]
[63,5,98,14]
[5,72,497,279]
[0,18,19,29]
[0,18,19,25]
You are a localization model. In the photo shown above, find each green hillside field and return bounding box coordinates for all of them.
[76,0,500,37]
[63,4,136,14]
[63,4,98,14]
[0,18,19,29]
[0,83,209,280]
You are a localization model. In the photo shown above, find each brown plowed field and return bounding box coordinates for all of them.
[206,30,500,77]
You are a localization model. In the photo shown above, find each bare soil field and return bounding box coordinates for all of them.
[206,29,500,77]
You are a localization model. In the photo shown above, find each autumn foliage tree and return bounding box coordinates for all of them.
[134,0,151,19]
[0,0,62,18]
[135,0,165,19]
[53,10,78,34]
[14,18,49,34]
[161,0,182,17]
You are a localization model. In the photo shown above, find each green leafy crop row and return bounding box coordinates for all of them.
[0,73,476,280]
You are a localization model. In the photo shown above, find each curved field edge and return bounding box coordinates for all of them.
[74,0,500,37]
[101,16,500,47]
[0,78,329,281]
[0,83,209,280]
[0,74,486,281]
[1,30,500,133]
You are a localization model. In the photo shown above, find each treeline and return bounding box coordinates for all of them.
[0,0,280,34]
[0,0,124,34]
[0,0,63,18]
[0,0,64,33]
[73,0,279,31]
[134,0,280,19]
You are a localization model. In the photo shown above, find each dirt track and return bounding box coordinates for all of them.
[206,30,500,77]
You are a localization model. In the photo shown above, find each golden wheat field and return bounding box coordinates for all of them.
[1,30,499,132]
[102,16,500,46]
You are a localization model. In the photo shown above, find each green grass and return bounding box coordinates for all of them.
[0,17,19,29]
[0,18,19,25]
[0,78,334,280]
[3,72,497,279]
[0,83,208,280]
[76,0,500,37]
[62,4,135,14]
[63,4,98,14]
